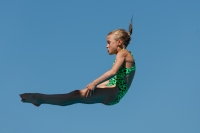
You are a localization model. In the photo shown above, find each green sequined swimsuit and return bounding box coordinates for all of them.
[107,51,136,105]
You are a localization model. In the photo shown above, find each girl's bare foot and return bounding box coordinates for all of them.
[20,93,41,107]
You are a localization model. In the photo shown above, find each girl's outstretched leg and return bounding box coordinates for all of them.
[20,91,79,107]
[20,87,119,107]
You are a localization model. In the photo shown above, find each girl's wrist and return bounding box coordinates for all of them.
[92,81,98,86]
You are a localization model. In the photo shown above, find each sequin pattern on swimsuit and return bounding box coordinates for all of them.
[107,51,135,105]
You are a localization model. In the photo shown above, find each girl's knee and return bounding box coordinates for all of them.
[72,89,86,97]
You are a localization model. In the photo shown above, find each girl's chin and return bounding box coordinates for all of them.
[108,52,114,55]
[107,50,114,55]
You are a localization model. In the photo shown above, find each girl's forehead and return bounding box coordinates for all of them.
[107,34,115,40]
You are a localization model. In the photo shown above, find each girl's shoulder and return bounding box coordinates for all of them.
[117,49,132,57]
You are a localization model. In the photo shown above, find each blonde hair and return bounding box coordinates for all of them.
[108,17,133,48]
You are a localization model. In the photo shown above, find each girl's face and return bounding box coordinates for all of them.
[106,34,120,55]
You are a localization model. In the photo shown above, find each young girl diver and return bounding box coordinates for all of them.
[20,19,136,106]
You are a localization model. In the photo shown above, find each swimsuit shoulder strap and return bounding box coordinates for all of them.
[128,50,133,57]
[128,50,136,67]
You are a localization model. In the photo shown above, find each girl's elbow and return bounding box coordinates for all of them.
[110,70,117,75]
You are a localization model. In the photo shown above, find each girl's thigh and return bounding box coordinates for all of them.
[78,86,119,104]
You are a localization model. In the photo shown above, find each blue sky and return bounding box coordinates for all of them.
[0,0,200,133]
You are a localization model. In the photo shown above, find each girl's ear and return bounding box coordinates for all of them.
[117,39,123,46]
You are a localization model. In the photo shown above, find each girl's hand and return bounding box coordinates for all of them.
[85,83,96,97]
